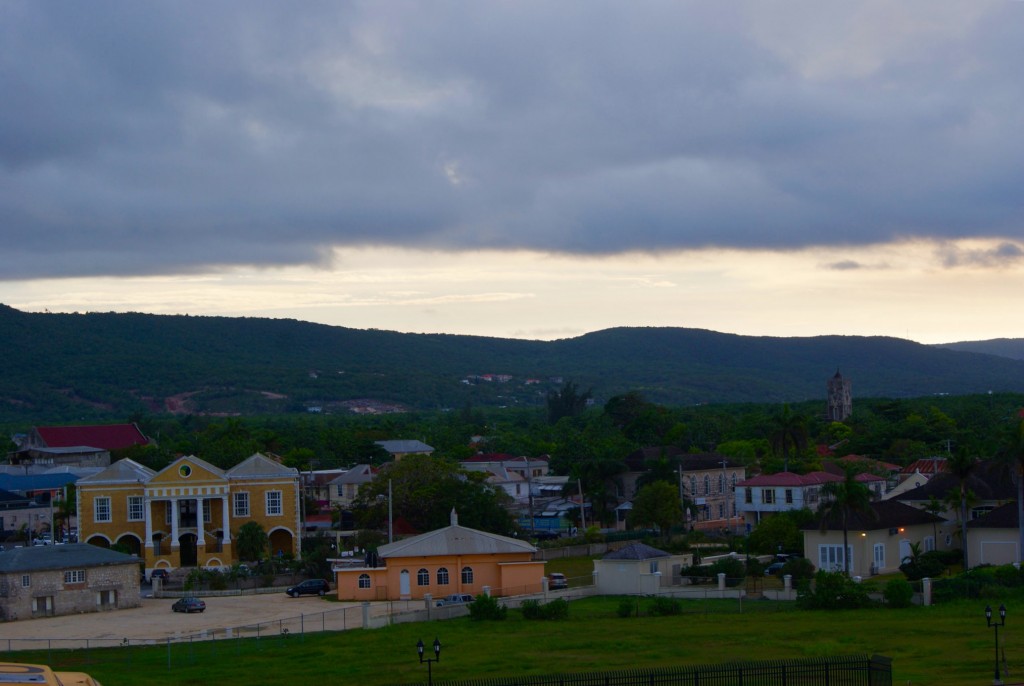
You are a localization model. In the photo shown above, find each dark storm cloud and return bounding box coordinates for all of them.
[2,1,1023,278]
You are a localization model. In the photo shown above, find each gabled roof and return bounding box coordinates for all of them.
[33,423,149,451]
[894,460,1015,503]
[0,543,139,573]
[967,502,1019,530]
[901,458,947,475]
[375,440,434,455]
[738,470,884,488]
[76,458,156,485]
[377,510,535,558]
[226,453,297,479]
[804,500,943,532]
[603,542,670,560]
[327,464,376,486]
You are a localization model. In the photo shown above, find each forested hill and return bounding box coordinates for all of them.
[936,338,1024,361]
[3,303,1024,423]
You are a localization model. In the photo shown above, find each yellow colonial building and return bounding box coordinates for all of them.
[336,510,545,601]
[76,454,300,576]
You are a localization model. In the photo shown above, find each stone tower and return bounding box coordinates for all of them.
[826,370,852,421]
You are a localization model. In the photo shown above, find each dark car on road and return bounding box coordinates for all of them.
[286,579,330,597]
[171,597,206,613]
[435,593,474,607]
[149,569,170,583]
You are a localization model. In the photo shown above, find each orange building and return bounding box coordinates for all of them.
[76,454,300,576]
[336,511,544,601]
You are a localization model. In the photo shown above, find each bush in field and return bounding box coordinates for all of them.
[468,593,507,621]
[616,599,636,618]
[521,598,569,620]
[900,551,947,581]
[883,578,914,608]
[648,596,682,616]
[797,571,874,610]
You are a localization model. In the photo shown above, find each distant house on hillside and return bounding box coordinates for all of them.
[9,423,152,471]
[374,440,434,460]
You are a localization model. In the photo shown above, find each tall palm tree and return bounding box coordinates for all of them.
[770,404,808,472]
[818,466,874,575]
[945,448,980,571]
[997,411,1024,565]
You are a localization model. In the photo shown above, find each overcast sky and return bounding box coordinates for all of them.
[2,2,1022,343]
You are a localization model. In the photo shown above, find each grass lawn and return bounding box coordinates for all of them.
[17,595,1019,686]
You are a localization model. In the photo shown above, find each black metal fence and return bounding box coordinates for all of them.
[421,655,892,686]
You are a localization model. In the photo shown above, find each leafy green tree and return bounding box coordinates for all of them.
[629,481,683,538]
[997,410,1024,565]
[817,467,874,575]
[236,521,269,561]
[748,509,811,555]
[355,454,515,535]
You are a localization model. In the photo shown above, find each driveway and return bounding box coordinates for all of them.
[2,592,368,644]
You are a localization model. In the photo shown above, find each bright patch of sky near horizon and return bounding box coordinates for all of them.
[2,2,1023,344]
[5,238,1022,344]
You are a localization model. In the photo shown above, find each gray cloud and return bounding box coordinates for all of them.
[2,1,1023,278]
[937,241,1024,268]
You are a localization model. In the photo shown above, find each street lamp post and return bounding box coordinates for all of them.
[985,604,1006,685]
[416,638,441,686]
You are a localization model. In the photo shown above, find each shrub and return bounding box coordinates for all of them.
[883,578,914,608]
[745,558,765,576]
[616,599,636,618]
[208,571,228,591]
[797,571,874,610]
[648,596,682,616]
[468,593,507,621]
[932,574,983,602]
[520,599,542,619]
[709,557,746,587]
[900,551,946,581]
[993,564,1023,587]
[782,557,815,581]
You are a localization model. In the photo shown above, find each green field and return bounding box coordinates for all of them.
[10,595,1018,686]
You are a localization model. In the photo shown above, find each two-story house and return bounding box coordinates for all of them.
[736,471,886,529]
[76,454,300,577]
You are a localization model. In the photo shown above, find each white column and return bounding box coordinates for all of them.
[144,496,153,549]
[170,498,180,548]
[196,497,206,548]
[221,494,231,542]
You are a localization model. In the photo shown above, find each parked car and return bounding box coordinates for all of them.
[149,569,170,583]
[764,562,786,576]
[435,593,474,607]
[171,597,206,613]
[286,579,330,597]
[548,573,568,590]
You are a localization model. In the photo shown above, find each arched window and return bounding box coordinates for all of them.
[417,568,429,586]
[358,574,371,589]
[703,475,710,496]
[461,566,474,585]
[437,567,450,585]
[731,473,737,489]
[718,474,724,494]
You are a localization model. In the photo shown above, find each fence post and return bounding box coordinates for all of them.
[922,577,932,606]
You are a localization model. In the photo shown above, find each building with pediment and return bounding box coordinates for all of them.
[75,454,300,576]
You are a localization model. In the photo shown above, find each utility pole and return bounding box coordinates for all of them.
[720,458,730,534]
[388,478,394,544]
[521,456,534,534]
[578,478,586,531]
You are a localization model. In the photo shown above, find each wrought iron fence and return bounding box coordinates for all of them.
[420,655,892,686]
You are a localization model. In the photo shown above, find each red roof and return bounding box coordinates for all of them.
[901,458,947,475]
[34,423,149,451]
[738,470,884,487]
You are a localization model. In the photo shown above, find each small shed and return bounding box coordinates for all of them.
[594,542,694,595]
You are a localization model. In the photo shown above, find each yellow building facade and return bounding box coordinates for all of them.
[76,454,300,575]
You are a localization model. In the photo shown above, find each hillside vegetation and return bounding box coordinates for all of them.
[2,304,1024,423]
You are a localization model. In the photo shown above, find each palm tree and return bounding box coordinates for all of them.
[945,448,980,571]
[997,411,1024,565]
[818,466,874,575]
[770,404,808,472]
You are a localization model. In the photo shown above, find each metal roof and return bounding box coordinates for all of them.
[0,543,140,573]
[377,510,535,558]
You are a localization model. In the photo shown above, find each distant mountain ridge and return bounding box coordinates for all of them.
[936,338,1024,361]
[2,304,1024,423]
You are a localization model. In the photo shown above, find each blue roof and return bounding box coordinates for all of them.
[0,473,81,493]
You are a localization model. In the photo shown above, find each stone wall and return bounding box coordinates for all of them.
[0,562,140,622]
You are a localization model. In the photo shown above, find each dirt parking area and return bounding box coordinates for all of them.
[2,592,365,642]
